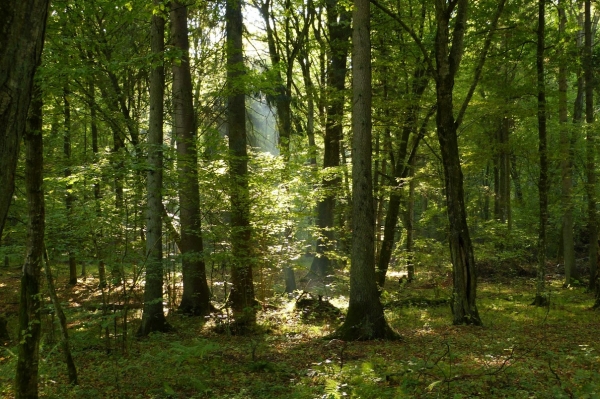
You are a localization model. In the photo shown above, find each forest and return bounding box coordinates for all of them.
[1,0,600,397]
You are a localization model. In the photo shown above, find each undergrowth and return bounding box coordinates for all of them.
[0,267,599,398]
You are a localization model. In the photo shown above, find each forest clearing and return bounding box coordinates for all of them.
[1,261,599,399]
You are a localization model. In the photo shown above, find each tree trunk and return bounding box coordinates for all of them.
[558,0,576,287]
[434,0,482,325]
[584,0,597,293]
[43,245,77,385]
[533,0,549,307]
[375,64,428,289]
[15,85,45,399]
[138,4,170,336]
[0,0,49,242]
[309,2,352,278]
[334,0,397,341]
[63,85,78,286]
[171,0,212,316]
[226,0,257,330]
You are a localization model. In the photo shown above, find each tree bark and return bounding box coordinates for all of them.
[533,0,549,307]
[558,0,576,287]
[310,1,352,278]
[171,0,212,316]
[15,85,45,399]
[63,85,78,286]
[584,0,598,293]
[226,0,257,329]
[333,0,397,341]
[434,0,482,325]
[43,245,77,385]
[0,0,49,241]
[138,4,170,336]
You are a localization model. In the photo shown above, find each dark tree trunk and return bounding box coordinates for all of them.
[138,4,170,336]
[43,246,77,385]
[533,0,549,307]
[375,64,428,289]
[334,0,397,341]
[171,0,212,316]
[434,0,482,325]
[226,0,257,329]
[584,0,597,293]
[558,0,576,286]
[310,1,352,278]
[63,85,78,286]
[15,86,45,399]
[90,83,106,289]
[0,0,49,241]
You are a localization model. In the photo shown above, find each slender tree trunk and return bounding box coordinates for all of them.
[334,0,397,340]
[405,154,417,282]
[43,245,77,385]
[533,0,549,307]
[310,2,352,278]
[90,83,106,289]
[63,85,78,285]
[138,4,169,336]
[375,64,428,289]
[558,0,576,287]
[15,85,45,399]
[226,0,257,329]
[171,0,212,316]
[584,0,598,294]
[434,0,482,325]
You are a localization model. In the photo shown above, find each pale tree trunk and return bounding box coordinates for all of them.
[558,0,576,287]
[16,86,45,399]
[334,0,397,341]
[226,0,257,329]
[533,0,549,307]
[494,117,511,227]
[309,1,352,278]
[138,4,169,336]
[171,1,212,316]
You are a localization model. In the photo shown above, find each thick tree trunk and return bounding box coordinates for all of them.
[584,0,597,293]
[15,86,45,399]
[138,5,170,336]
[226,0,257,329]
[533,0,549,307]
[171,1,212,316]
[334,0,397,341]
[310,2,352,278]
[0,0,49,241]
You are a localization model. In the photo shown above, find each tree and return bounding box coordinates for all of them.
[584,0,597,294]
[532,0,549,307]
[226,0,257,329]
[171,0,212,316]
[558,0,576,287]
[0,0,49,378]
[138,3,169,336]
[15,86,45,399]
[309,0,352,278]
[333,0,397,341]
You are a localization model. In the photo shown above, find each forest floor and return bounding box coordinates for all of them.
[0,263,599,398]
